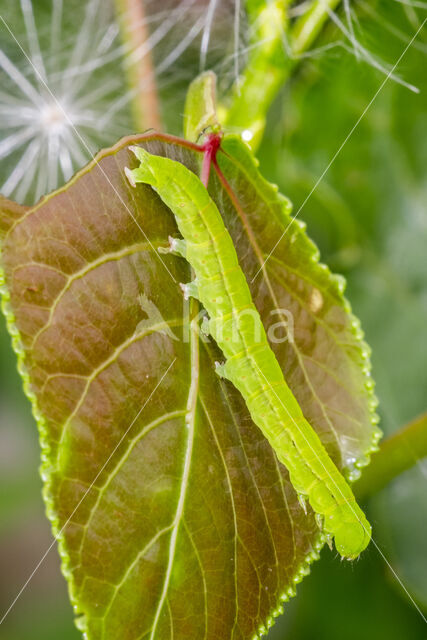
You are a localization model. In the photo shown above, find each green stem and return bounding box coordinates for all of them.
[114,0,162,131]
[354,412,427,500]
[223,0,342,150]
[291,0,341,57]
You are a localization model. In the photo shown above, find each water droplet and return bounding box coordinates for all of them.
[348,468,362,482]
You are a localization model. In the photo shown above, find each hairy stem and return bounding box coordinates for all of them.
[114,0,162,131]
[224,0,342,149]
[291,0,341,56]
[355,411,427,500]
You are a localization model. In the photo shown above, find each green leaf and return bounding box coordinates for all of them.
[0,133,378,639]
[183,72,220,142]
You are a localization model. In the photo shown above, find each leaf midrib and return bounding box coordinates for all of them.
[147,303,200,640]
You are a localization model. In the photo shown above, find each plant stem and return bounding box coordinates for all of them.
[114,0,162,131]
[224,0,342,150]
[223,0,290,149]
[291,0,341,57]
[354,411,427,500]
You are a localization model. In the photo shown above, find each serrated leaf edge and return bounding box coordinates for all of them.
[0,262,87,623]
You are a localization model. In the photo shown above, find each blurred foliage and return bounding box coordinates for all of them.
[0,0,426,638]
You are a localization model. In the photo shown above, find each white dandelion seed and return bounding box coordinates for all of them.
[0,0,237,206]
[0,0,134,204]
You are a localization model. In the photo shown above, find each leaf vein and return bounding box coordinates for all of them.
[75,410,187,562]
[29,241,157,350]
[54,319,183,461]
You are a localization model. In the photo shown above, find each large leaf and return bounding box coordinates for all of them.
[0,133,378,639]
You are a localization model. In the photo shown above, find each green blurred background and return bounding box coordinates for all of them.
[0,1,426,638]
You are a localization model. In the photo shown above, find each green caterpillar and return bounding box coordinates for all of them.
[126,146,371,559]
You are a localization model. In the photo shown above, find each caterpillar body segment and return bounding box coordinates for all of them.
[127,146,371,559]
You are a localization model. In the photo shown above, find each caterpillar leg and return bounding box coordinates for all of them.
[158,235,187,258]
[297,493,308,514]
[180,280,199,300]
[214,361,228,379]
[201,314,210,336]
[124,166,136,188]
[315,513,324,531]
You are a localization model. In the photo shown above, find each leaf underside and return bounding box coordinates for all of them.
[0,134,379,640]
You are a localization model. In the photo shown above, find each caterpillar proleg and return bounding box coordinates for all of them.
[126,146,371,559]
